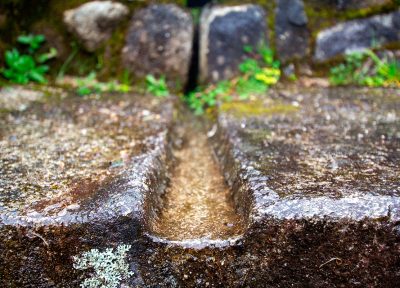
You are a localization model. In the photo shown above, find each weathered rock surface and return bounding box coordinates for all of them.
[275,0,309,61]
[0,88,175,286]
[0,86,45,111]
[207,87,400,286]
[199,5,267,83]
[315,10,400,61]
[63,1,129,52]
[2,87,399,287]
[117,87,400,288]
[122,4,193,89]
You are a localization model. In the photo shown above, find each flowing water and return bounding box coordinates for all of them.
[150,122,244,241]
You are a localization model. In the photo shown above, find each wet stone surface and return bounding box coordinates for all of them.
[1,86,400,287]
[0,89,173,225]
[220,88,399,198]
[149,118,244,243]
[193,86,400,287]
[0,88,175,286]
[214,87,400,220]
[137,87,400,288]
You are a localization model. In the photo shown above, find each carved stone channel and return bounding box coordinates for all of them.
[0,87,399,287]
[148,117,245,245]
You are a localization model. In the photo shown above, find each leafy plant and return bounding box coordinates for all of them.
[17,34,45,52]
[145,74,169,97]
[329,49,400,87]
[186,81,231,115]
[185,43,281,114]
[1,34,57,84]
[73,244,133,288]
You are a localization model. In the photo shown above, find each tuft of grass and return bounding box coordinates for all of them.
[329,49,400,87]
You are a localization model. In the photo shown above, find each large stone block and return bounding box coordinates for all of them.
[1,85,399,286]
[208,87,400,286]
[199,5,267,83]
[0,88,175,286]
[63,1,129,52]
[122,4,193,89]
[315,10,400,61]
[275,0,309,61]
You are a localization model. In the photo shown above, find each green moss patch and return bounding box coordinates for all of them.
[220,100,300,118]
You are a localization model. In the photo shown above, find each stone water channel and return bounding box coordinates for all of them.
[0,86,399,287]
[149,119,244,242]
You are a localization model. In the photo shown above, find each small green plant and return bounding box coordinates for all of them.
[58,42,79,79]
[186,81,231,115]
[190,8,201,25]
[145,74,169,97]
[329,49,400,87]
[185,44,281,114]
[76,72,131,96]
[73,244,133,288]
[1,34,57,84]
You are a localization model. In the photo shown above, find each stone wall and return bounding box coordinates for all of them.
[0,0,399,86]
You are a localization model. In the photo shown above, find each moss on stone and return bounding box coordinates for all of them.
[220,100,299,118]
[305,1,400,42]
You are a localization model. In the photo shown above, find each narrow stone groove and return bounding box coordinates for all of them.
[150,122,244,241]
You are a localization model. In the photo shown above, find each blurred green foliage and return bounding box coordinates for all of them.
[1,34,57,84]
[146,74,169,97]
[330,49,400,87]
[76,72,131,96]
[186,44,281,115]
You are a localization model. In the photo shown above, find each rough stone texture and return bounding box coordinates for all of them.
[2,87,399,287]
[275,0,309,61]
[315,10,400,61]
[122,4,193,88]
[0,86,45,111]
[103,87,399,288]
[215,87,400,215]
[199,5,267,83]
[205,87,399,286]
[0,88,175,286]
[63,1,129,52]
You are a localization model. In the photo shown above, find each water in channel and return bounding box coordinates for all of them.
[150,122,244,241]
